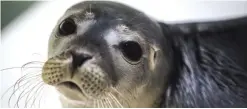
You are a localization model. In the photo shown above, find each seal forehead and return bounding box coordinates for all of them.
[104,24,143,46]
[104,29,119,46]
[66,0,145,21]
[104,24,129,45]
[84,11,95,19]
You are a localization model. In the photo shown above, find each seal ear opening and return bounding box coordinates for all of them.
[153,51,157,61]
[149,45,160,71]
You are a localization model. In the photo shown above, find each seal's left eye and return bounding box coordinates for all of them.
[58,18,76,36]
[120,41,143,62]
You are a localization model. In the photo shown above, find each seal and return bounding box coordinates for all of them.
[42,1,171,107]
[41,0,247,108]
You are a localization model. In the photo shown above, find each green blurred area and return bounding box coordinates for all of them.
[1,1,37,30]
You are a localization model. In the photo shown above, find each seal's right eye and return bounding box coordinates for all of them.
[58,18,76,36]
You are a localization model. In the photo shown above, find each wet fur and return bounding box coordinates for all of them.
[159,17,247,107]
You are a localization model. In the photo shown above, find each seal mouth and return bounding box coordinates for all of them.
[58,81,83,93]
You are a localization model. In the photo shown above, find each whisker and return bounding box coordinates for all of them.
[12,73,42,100]
[16,73,42,92]
[16,71,41,86]
[1,74,33,100]
[24,81,44,108]
[111,87,130,107]
[1,71,41,100]
[108,93,119,108]
[106,97,113,108]
[105,99,109,108]
[33,85,45,108]
[14,80,42,108]
[2,60,44,107]
[29,84,45,108]
[1,67,42,71]
[0,61,44,71]
[39,85,49,108]
[111,87,125,99]
[17,81,43,108]
[20,61,43,76]
[21,61,45,68]
[8,76,41,108]
[31,53,46,59]
[102,99,107,108]
[12,80,42,108]
[109,93,123,108]
[102,99,105,108]
[38,86,46,108]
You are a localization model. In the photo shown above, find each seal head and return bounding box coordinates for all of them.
[42,1,172,108]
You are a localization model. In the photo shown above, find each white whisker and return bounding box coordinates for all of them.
[100,100,104,108]
[106,97,113,108]
[97,100,100,108]
[111,87,130,107]
[108,94,118,108]
[109,93,123,108]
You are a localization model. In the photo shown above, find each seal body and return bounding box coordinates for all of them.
[159,17,247,107]
[41,0,247,107]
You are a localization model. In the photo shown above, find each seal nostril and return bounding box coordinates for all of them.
[71,51,93,69]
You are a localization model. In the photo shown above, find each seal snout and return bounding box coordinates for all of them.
[42,50,110,99]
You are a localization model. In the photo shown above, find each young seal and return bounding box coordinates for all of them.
[41,1,247,108]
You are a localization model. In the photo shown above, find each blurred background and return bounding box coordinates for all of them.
[1,0,247,108]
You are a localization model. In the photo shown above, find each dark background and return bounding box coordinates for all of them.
[1,1,38,30]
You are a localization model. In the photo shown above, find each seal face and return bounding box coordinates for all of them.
[42,1,172,108]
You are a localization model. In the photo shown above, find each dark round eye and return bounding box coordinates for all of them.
[119,41,143,62]
[58,18,76,36]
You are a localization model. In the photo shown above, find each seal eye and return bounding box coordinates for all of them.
[58,18,76,36]
[120,41,142,62]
